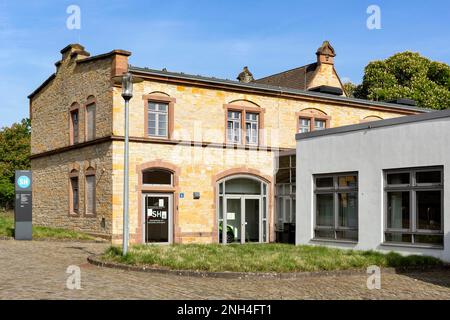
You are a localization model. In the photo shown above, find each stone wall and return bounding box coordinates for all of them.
[32,142,113,237]
[30,45,116,155]
[111,141,275,244]
[113,80,409,150]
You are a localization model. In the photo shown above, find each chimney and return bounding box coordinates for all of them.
[316,41,335,65]
[237,66,254,83]
[60,43,90,61]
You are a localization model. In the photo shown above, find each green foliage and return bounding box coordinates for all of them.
[343,82,357,97]
[102,243,442,273]
[0,118,31,208]
[354,52,450,110]
[0,211,96,240]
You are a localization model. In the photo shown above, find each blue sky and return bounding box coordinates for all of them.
[0,0,449,127]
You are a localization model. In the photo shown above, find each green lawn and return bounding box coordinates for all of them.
[102,243,443,273]
[0,211,96,241]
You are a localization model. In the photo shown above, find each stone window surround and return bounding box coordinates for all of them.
[211,167,274,243]
[69,102,80,145]
[84,95,97,142]
[223,103,265,146]
[360,115,383,123]
[84,166,96,217]
[142,94,176,140]
[136,160,181,244]
[68,167,80,217]
[296,109,331,133]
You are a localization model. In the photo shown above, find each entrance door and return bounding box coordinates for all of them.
[224,196,261,244]
[143,193,173,244]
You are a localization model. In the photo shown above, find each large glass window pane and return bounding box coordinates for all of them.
[143,170,172,185]
[336,230,358,241]
[299,118,310,133]
[70,177,79,213]
[225,178,261,195]
[338,193,358,228]
[415,234,443,245]
[314,119,326,130]
[416,171,441,184]
[387,192,410,229]
[387,172,410,185]
[315,229,334,239]
[385,232,412,243]
[338,175,357,188]
[276,169,290,184]
[316,177,333,188]
[416,191,441,231]
[316,194,334,227]
[71,111,79,144]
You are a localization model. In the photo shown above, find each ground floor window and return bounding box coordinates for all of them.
[85,167,96,215]
[217,175,268,244]
[384,167,443,246]
[314,173,358,241]
[275,153,296,243]
[69,170,79,215]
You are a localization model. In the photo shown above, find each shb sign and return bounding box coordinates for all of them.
[17,176,31,189]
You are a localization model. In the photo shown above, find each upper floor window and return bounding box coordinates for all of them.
[245,113,259,145]
[86,103,96,141]
[299,118,311,133]
[314,173,358,242]
[384,167,443,247]
[85,167,96,215]
[227,111,242,144]
[297,109,330,133]
[70,109,79,144]
[148,102,168,138]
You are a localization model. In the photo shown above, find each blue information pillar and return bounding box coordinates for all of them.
[14,170,32,240]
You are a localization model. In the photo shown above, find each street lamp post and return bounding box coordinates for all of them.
[121,72,133,256]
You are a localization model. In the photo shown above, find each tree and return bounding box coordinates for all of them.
[0,118,31,209]
[343,82,357,98]
[354,52,450,110]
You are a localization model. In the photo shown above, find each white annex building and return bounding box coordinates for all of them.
[295,109,450,262]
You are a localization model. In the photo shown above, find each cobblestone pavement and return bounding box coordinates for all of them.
[0,241,449,300]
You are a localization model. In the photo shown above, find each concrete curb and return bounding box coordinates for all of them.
[87,255,450,280]
[0,237,107,243]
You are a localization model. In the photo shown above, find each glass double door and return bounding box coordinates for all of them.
[222,196,261,244]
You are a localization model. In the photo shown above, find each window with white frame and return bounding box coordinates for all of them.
[227,111,241,143]
[314,173,358,241]
[245,113,259,145]
[148,102,168,137]
[384,167,443,246]
[142,169,173,186]
[298,118,311,133]
[314,119,326,130]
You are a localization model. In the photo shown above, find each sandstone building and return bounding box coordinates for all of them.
[29,42,427,244]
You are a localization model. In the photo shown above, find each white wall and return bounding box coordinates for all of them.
[296,116,450,262]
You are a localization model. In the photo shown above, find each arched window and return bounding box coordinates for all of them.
[143,169,173,186]
[217,174,268,244]
[69,169,79,215]
[85,167,96,215]
[296,108,330,133]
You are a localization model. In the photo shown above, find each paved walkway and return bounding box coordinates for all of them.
[0,240,449,300]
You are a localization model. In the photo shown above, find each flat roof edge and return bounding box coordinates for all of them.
[296,108,450,141]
